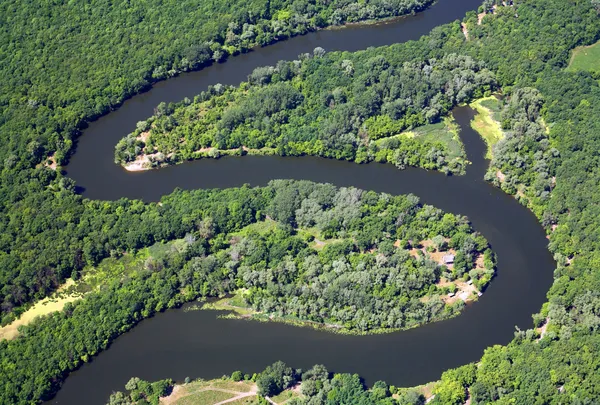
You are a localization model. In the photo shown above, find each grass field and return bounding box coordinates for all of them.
[0,279,82,340]
[174,390,234,405]
[161,379,261,405]
[567,40,600,72]
[469,96,504,159]
[376,115,465,161]
[270,389,299,403]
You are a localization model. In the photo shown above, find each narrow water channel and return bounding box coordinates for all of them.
[49,1,555,403]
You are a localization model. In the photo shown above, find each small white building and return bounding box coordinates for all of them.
[443,254,455,264]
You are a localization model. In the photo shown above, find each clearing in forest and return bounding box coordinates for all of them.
[567,40,600,72]
[469,96,503,159]
[0,279,81,340]
[375,115,465,161]
[160,379,298,405]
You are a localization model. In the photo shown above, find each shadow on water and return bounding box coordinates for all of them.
[50,1,554,404]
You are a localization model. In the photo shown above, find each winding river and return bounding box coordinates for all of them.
[51,0,555,403]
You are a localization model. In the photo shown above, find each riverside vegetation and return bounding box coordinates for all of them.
[107,362,477,405]
[2,0,600,404]
[0,0,438,326]
[0,180,494,403]
[114,53,495,174]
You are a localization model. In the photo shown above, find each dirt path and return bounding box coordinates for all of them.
[214,385,258,405]
[161,383,258,405]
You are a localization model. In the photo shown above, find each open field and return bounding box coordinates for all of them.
[0,279,81,340]
[567,40,600,72]
[161,378,300,405]
[375,115,465,161]
[469,96,504,159]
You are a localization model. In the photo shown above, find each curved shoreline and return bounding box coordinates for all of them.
[50,105,555,405]
[50,1,554,403]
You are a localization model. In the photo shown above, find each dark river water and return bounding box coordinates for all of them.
[51,0,555,403]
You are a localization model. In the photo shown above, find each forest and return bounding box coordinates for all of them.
[0,0,433,166]
[114,53,495,174]
[1,0,600,403]
[0,180,494,403]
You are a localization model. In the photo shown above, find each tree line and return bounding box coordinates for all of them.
[114,53,496,174]
[0,180,494,403]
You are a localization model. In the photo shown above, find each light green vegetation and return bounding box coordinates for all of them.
[270,389,299,403]
[0,238,188,340]
[567,39,600,73]
[469,96,504,159]
[115,54,497,175]
[109,376,260,405]
[174,389,235,405]
[375,115,465,162]
[0,279,81,340]
[70,239,190,295]
[203,291,256,317]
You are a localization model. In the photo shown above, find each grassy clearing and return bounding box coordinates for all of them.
[174,389,234,405]
[374,115,466,161]
[469,96,504,159]
[394,381,438,403]
[297,227,344,250]
[202,290,255,316]
[1,239,185,340]
[161,379,258,405]
[270,389,299,403]
[232,218,278,237]
[0,279,82,340]
[226,397,261,404]
[74,250,149,294]
[416,116,464,159]
[211,381,255,393]
[567,40,600,72]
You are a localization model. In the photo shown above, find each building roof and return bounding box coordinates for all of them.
[443,254,455,263]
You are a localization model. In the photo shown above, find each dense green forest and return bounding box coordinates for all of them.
[0,0,434,322]
[0,181,493,403]
[1,0,600,403]
[114,53,495,173]
[0,0,432,165]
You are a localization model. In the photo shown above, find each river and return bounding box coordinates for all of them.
[51,0,554,404]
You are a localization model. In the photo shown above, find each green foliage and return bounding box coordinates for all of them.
[1,0,600,403]
[0,181,488,403]
[115,53,495,174]
[569,38,600,71]
[108,377,173,405]
[257,361,296,396]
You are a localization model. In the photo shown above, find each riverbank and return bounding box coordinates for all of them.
[201,234,493,336]
[121,110,470,175]
[468,96,504,159]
